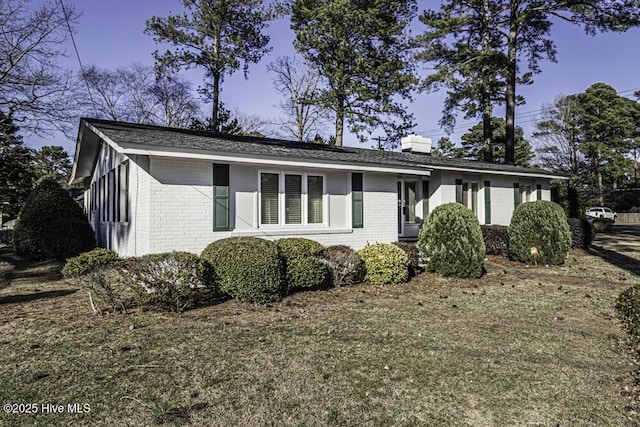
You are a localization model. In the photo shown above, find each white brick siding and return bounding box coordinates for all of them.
[89,150,554,256]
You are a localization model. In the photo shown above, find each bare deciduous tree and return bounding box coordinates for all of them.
[267,56,330,142]
[0,0,80,136]
[80,63,200,127]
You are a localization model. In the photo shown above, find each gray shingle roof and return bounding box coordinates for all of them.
[83,118,563,178]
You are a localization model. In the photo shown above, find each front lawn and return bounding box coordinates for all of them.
[0,241,637,426]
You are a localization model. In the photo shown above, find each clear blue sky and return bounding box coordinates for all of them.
[27,0,640,154]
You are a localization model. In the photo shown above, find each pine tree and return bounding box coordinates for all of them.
[574,83,640,203]
[417,0,507,161]
[0,112,35,221]
[291,0,418,147]
[146,0,273,131]
[460,117,532,166]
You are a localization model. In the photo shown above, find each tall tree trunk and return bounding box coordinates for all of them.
[212,73,220,132]
[481,0,493,162]
[482,101,493,162]
[597,149,604,204]
[505,1,518,165]
[212,30,221,132]
[335,97,344,146]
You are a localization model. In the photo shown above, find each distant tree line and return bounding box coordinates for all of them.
[534,83,640,213]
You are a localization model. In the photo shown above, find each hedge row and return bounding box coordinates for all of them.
[479,216,592,257]
[64,237,415,310]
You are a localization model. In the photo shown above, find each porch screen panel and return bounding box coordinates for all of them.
[108,170,115,222]
[213,164,229,231]
[117,162,129,223]
[99,177,105,222]
[308,175,323,224]
[422,180,429,220]
[484,181,491,224]
[261,173,279,225]
[536,184,542,200]
[352,173,363,228]
[455,179,463,204]
[91,181,96,218]
[513,183,520,209]
[285,174,302,224]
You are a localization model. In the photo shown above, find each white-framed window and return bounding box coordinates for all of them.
[259,171,326,227]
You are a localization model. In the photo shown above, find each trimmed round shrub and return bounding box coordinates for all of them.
[393,241,420,277]
[418,203,485,278]
[325,245,364,287]
[567,218,593,249]
[116,252,215,312]
[43,218,98,261]
[13,179,96,260]
[276,238,328,291]
[617,284,640,337]
[508,200,571,265]
[276,237,325,258]
[201,237,284,303]
[63,248,118,278]
[358,243,409,285]
[481,225,509,256]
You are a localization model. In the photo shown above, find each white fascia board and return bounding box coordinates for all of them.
[118,145,433,176]
[86,122,127,154]
[426,164,567,180]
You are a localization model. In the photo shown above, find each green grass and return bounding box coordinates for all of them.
[0,242,638,426]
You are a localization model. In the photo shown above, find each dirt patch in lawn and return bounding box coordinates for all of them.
[0,237,638,426]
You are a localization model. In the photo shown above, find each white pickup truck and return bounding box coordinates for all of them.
[585,207,617,222]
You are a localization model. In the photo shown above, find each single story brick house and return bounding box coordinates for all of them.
[69,118,564,257]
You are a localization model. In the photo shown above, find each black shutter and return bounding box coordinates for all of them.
[352,173,363,228]
[213,164,230,231]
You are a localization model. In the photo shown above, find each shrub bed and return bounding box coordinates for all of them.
[276,238,327,291]
[567,218,593,249]
[358,243,408,285]
[481,225,509,256]
[393,241,420,277]
[13,179,95,260]
[324,245,364,287]
[201,237,284,303]
[116,252,215,312]
[508,201,571,265]
[419,203,485,278]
